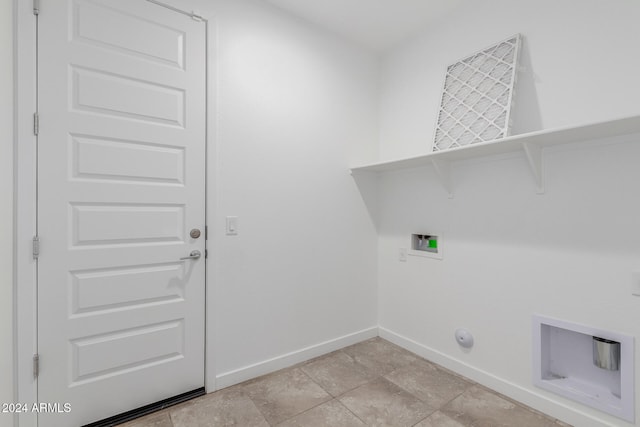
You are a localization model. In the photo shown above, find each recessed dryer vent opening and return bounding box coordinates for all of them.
[409,234,442,260]
[532,315,634,422]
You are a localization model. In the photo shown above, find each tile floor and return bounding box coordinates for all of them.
[120,338,570,427]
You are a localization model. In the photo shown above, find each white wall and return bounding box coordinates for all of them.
[1,0,14,426]
[379,0,640,160]
[377,1,640,426]
[161,0,380,387]
[8,0,638,425]
[378,139,640,426]
[5,0,379,422]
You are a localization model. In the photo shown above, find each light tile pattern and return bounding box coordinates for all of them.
[384,358,471,410]
[301,350,378,397]
[118,338,570,427]
[339,377,432,426]
[277,399,365,427]
[440,385,564,427]
[170,385,269,427]
[119,410,173,427]
[243,368,331,425]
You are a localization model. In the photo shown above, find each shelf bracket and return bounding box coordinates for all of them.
[522,142,544,194]
[431,158,453,198]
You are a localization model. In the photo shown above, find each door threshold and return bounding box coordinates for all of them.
[82,387,205,427]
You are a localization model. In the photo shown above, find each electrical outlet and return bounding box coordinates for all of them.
[399,248,407,262]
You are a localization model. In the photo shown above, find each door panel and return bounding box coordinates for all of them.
[37,1,206,425]
[72,0,186,68]
[72,135,186,184]
[70,262,185,314]
[71,66,186,126]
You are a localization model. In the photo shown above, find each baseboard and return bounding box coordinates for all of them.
[378,327,620,427]
[215,326,378,390]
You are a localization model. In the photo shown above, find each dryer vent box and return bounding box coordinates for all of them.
[532,315,634,422]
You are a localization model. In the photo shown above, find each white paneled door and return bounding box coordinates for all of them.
[37,1,206,425]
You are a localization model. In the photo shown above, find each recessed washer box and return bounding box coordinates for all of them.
[532,315,634,422]
[409,233,442,260]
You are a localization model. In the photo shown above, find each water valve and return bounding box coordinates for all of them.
[455,328,474,349]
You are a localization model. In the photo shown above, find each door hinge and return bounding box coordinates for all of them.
[191,12,204,21]
[33,354,39,378]
[205,249,208,259]
[32,236,40,259]
[33,0,40,16]
[33,113,39,136]
[205,226,208,240]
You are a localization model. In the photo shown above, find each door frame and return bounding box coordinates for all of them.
[14,1,218,425]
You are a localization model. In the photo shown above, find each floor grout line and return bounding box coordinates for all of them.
[290,351,383,426]
[334,398,369,426]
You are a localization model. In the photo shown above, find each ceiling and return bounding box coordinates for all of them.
[263,0,464,52]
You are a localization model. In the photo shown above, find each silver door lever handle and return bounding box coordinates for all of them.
[180,250,202,260]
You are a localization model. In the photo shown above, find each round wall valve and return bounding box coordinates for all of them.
[190,228,201,239]
[455,328,474,349]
